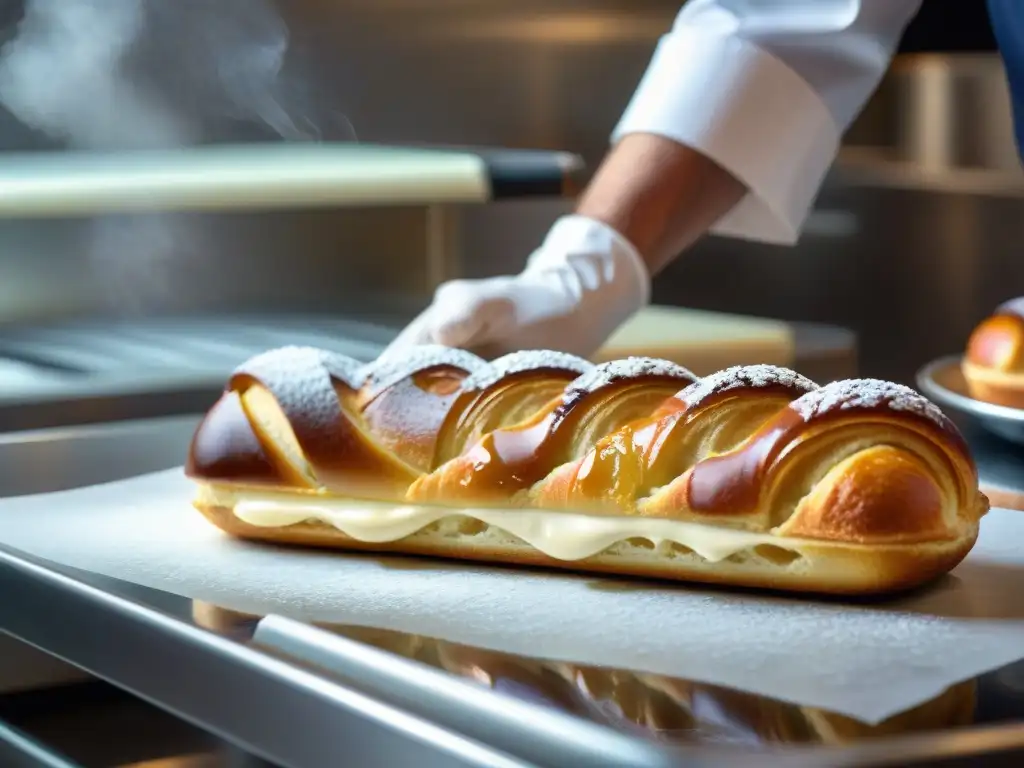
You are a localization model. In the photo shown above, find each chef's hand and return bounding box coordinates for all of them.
[381,214,650,360]
[382,131,747,361]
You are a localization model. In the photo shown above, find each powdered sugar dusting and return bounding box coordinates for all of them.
[462,350,593,391]
[231,346,342,432]
[566,357,696,398]
[362,345,486,396]
[680,365,818,409]
[791,378,954,431]
[997,297,1024,319]
[232,346,331,387]
[236,345,365,391]
[322,353,367,389]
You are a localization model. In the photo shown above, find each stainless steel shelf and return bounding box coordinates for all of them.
[0,315,391,380]
[0,315,391,433]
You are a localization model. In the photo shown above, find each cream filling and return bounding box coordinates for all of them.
[202,486,815,563]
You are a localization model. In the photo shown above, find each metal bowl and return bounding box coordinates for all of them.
[917,355,1024,444]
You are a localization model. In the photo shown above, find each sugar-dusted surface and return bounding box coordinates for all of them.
[566,357,697,398]
[361,345,486,397]
[791,378,954,432]
[321,354,366,390]
[679,365,818,410]
[234,345,330,383]
[231,346,344,433]
[461,351,593,391]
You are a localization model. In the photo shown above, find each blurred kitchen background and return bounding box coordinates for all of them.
[0,0,1016,400]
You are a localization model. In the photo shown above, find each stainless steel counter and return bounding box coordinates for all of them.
[0,416,1020,767]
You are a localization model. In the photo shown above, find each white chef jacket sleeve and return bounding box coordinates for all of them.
[613,0,923,244]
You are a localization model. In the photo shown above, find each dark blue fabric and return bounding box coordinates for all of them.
[989,0,1024,158]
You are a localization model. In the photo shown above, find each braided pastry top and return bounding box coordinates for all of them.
[187,345,983,547]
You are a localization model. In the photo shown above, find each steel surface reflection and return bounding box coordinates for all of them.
[192,600,979,749]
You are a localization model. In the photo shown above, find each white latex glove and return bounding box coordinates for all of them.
[381,215,650,360]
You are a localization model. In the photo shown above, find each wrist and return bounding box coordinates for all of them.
[575,134,748,271]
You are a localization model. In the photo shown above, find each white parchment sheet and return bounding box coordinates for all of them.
[0,468,1022,724]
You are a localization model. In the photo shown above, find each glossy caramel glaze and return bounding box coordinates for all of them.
[186,391,294,487]
[780,446,946,543]
[186,346,486,497]
[435,352,591,467]
[408,359,697,503]
[361,365,475,473]
[684,400,968,516]
[654,378,978,541]
[686,409,797,514]
[532,366,818,516]
[524,370,979,544]
[228,346,386,488]
[186,347,598,497]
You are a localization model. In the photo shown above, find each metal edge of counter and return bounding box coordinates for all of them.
[0,544,536,768]
[0,720,82,768]
[252,616,1024,768]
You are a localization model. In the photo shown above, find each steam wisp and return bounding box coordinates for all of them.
[0,0,337,311]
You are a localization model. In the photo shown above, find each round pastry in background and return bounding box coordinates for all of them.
[964,299,1024,409]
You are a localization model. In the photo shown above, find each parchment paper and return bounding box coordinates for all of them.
[1,468,1023,724]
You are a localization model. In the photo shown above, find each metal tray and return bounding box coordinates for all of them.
[0,416,1024,767]
[917,355,1024,444]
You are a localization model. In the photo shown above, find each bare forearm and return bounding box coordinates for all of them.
[575,133,747,275]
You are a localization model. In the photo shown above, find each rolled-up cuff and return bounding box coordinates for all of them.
[612,28,840,245]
